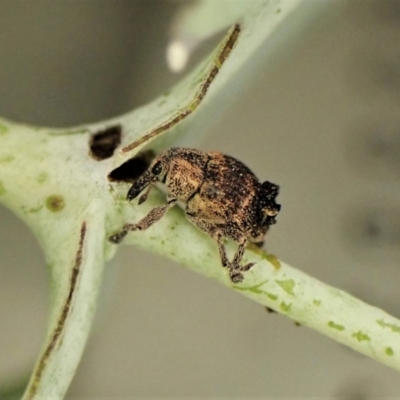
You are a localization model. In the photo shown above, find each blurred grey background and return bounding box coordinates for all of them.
[1,0,400,398]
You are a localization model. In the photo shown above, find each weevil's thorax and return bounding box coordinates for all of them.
[163,148,209,201]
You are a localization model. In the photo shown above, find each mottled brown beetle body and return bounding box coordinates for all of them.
[110,148,280,283]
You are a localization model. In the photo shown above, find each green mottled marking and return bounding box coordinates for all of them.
[234,279,268,294]
[29,205,43,214]
[276,8,282,13]
[46,195,65,212]
[37,172,48,183]
[247,244,281,270]
[352,331,370,342]
[0,155,15,163]
[313,299,321,306]
[267,293,278,301]
[280,301,291,313]
[276,279,295,295]
[385,347,394,356]
[22,204,43,214]
[0,181,6,195]
[377,319,400,334]
[48,129,89,136]
[328,321,345,331]
[263,253,281,270]
[0,124,9,135]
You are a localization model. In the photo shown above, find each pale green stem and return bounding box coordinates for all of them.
[119,199,400,373]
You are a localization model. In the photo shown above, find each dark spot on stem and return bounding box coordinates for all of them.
[46,195,65,212]
[108,150,155,183]
[89,125,122,160]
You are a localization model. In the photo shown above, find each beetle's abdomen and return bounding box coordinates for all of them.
[193,152,259,228]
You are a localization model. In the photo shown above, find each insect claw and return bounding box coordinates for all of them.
[241,262,255,272]
[229,270,244,283]
[109,231,126,244]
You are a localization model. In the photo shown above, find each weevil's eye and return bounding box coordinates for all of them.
[151,161,162,175]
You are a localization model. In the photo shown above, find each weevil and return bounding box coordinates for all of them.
[109,148,280,283]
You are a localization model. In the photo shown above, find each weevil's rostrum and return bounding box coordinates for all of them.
[110,148,281,283]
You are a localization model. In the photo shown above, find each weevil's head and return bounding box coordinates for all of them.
[126,152,169,201]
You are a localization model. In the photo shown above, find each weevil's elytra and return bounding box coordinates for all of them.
[109,148,281,283]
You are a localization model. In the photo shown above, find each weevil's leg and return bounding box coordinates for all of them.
[213,233,247,283]
[121,24,241,154]
[231,238,247,268]
[209,234,254,283]
[109,198,177,244]
[135,197,178,230]
[137,184,153,205]
[215,233,230,268]
[227,237,256,283]
[185,212,229,267]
